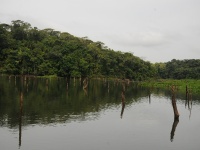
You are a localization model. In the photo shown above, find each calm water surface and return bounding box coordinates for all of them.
[0,76,200,150]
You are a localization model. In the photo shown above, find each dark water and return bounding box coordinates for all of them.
[0,76,200,150]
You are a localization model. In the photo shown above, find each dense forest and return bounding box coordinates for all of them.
[0,20,155,80]
[155,59,200,79]
[0,20,200,80]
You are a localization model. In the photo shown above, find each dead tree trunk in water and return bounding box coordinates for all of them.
[170,85,180,142]
[172,94,180,120]
[171,86,179,120]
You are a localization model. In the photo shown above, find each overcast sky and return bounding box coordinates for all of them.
[0,0,200,62]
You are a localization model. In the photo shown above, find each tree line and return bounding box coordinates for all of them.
[0,20,199,80]
[0,20,155,80]
[155,59,200,79]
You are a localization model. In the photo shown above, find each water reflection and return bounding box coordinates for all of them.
[1,76,200,149]
[185,87,193,119]
[148,88,151,104]
[120,90,125,119]
[120,79,129,119]
[83,77,88,96]
[120,102,125,119]
[19,92,23,148]
[170,118,179,142]
[1,76,200,126]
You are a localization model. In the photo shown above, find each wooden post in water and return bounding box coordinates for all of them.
[171,85,180,120]
[170,85,179,142]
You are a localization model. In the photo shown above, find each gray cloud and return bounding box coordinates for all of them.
[0,0,200,62]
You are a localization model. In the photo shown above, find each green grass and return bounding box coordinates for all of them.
[141,79,200,94]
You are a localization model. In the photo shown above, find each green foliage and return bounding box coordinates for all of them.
[1,20,199,80]
[155,59,200,79]
[141,79,200,94]
[0,20,170,80]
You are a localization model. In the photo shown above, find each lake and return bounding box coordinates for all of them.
[0,75,200,150]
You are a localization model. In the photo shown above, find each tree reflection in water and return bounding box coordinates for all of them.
[170,118,179,142]
[1,76,200,149]
[19,92,23,148]
[120,89,125,119]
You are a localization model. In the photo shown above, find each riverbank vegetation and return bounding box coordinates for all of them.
[141,79,200,94]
